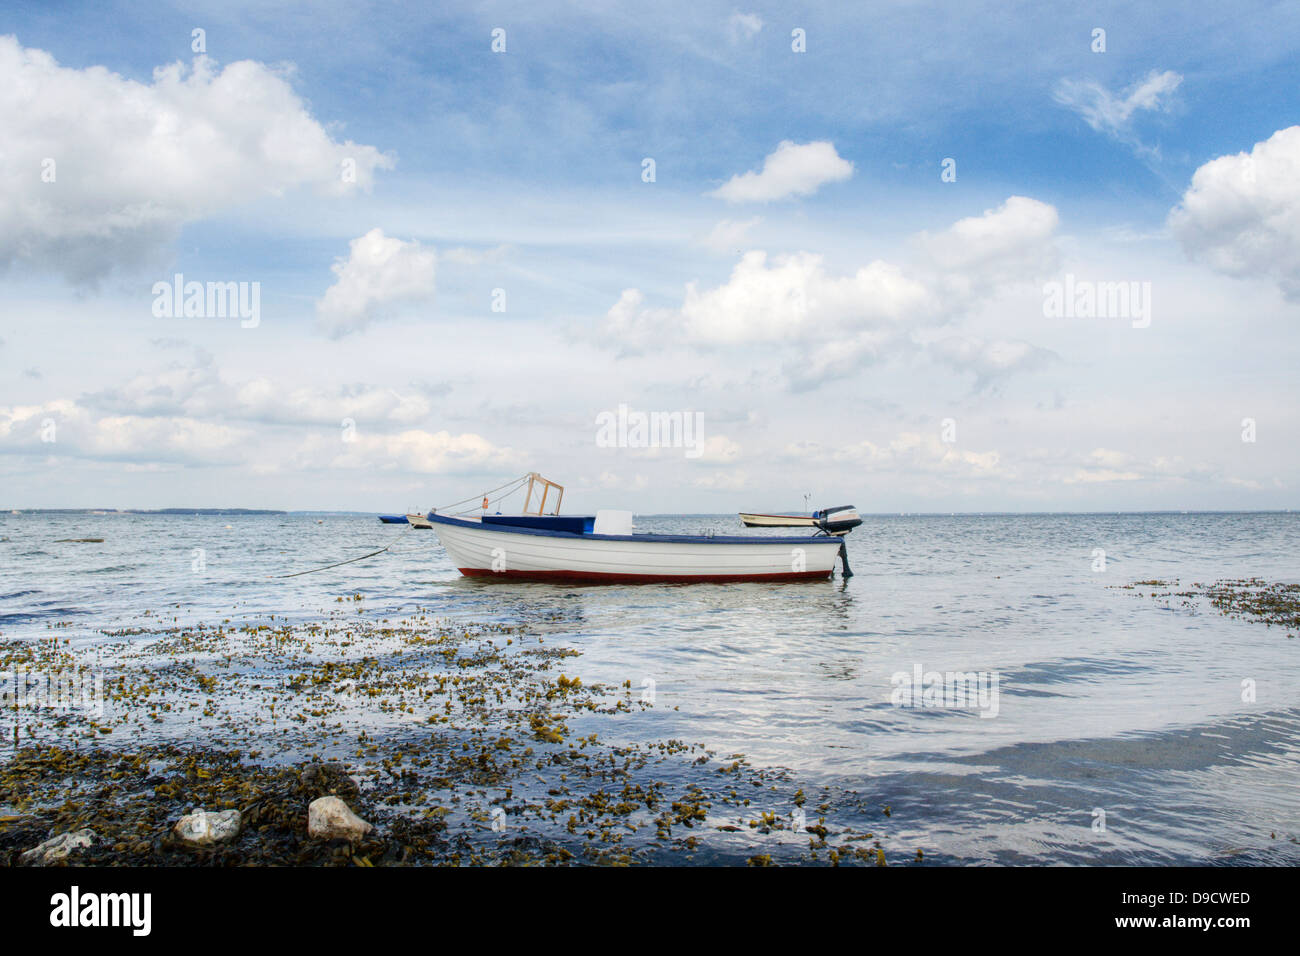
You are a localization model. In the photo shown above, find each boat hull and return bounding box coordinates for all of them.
[427,514,842,583]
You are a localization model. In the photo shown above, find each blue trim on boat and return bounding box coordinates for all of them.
[425,512,836,545]
[482,514,594,534]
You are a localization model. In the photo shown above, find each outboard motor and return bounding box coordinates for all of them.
[815,505,862,536]
[815,505,862,578]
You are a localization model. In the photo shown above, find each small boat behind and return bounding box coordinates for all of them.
[406,513,434,529]
[378,514,409,524]
[739,511,818,528]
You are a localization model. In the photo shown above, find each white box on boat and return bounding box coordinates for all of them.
[594,510,634,535]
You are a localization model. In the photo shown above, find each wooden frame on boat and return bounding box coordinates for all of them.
[523,473,564,516]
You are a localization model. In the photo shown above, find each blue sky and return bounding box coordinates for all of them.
[1,1,1298,511]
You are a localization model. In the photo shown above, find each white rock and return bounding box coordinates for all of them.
[174,808,242,845]
[307,796,374,843]
[21,829,95,865]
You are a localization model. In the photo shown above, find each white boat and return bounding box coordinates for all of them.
[739,511,818,528]
[426,506,861,583]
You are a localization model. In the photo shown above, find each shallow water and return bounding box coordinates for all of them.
[2,510,1298,864]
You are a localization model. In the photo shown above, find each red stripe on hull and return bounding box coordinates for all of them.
[457,567,832,584]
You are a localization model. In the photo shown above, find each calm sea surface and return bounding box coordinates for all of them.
[2,511,1298,864]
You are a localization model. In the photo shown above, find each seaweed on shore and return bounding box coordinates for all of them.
[1114,577,1300,639]
[1,606,898,866]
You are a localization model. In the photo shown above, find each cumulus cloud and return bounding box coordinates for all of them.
[699,217,763,251]
[710,140,853,203]
[599,251,936,383]
[0,37,392,284]
[921,196,1059,270]
[788,432,1005,480]
[0,396,513,475]
[1063,448,1147,484]
[0,399,251,466]
[598,195,1061,390]
[291,429,519,474]
[1168,125,1300,299]
[1053,69,1182,141]
[315,228,437,337]
[726,12,764,43]
[917,195,1060,296]
[598,289,677,356]
[3,348,517,475]
[1024,447,1209,486]
[678,252,933,345]
[784,329,914,393]
[441,244,509,266]
[84,353,437,427]
[929,336,1057,391]
[692,470,749,491]
[695,434,742,463]
[587,471,650,493]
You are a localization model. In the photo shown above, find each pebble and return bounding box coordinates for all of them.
[308,796,373,843]
[174,808,242,845]
[21,829,95,865]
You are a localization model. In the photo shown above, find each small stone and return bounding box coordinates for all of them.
[174,808,242,845]
[308,796,374,843]
[21,829,95,865]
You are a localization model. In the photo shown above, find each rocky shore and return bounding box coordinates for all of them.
[2,602,892,866]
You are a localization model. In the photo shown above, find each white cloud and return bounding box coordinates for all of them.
[695,434,742,463]
[699,217,763,251]
[315,228,437,337]
[0,400,250,465]
[692,469,749,491]
[918,195,1060,291]
[233,380,434,426]
[598,288,679,356]
[293,429,519,474]
[709,140,853,203]
[441,245,509,266]
[0,37,392,284]
[598,196,1061,390]
[586,471,650,493]
[598,250,936,381]
[784,329,913,393]
[1063,467,1144,484]
[929,336,1057,391]
[726,12,764,43]
[678,252,932,345]
[0,396,513,476]
[1168,125,1300,299]
[1053,448,1204,485]
[789,432,1006,480]
[1053,69,1182,139]
[85,353,436,427]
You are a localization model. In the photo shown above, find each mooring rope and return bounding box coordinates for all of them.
[273,524,415,579]
[438,473,531,514]
[272,472,536,579]
[447,475,529,516]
